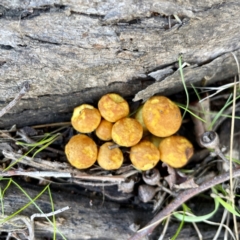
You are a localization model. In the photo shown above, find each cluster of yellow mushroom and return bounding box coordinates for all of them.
[65,93,194,171]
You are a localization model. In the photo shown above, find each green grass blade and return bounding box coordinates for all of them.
[210,93,240,129]
[16,133,60,147]
[213,185,227,195]
[3,146,37,171]
[173,193,220,222]
[177,103,206,122]
[216,113,240,120]
[212,187,240,216]
[0,182,49,224]
[209,94,232,130]
[0,178,12,217]
[215,196,240,217]
[171,204,186,240]
[190,84,201,101]
[1,178,12,202]
[0,187,3,215]
[0,180,67,240]
[4,133,60,171]
[32,136,59,158]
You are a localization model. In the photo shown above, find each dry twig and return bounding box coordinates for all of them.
[0,81,30,118]
[129,167,240,240]
[2,150,126,183]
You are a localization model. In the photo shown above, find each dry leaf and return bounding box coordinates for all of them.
[162,163,176,190]
[174,178,199,189]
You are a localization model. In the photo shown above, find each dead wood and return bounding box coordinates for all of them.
[0,182,230,240]
[0,1,240,239]
[0,1,239,127]
[0,181,149,239]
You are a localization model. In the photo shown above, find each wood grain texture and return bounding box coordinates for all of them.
[0,182,227,240]
[0,182,149,239]
[0,2,239,237]
[0,1,240,127]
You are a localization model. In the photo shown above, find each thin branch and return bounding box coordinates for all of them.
[30,206,70,221]
[72,179,120,187]
[0,170,72,178]
[192,222,202,240]
[2,150,126,183]
[31,122,71,129]
[128,167,240,240]
[73,173,125,182]
[30,206,70,240]
[213,208,229,240]
[0,81,30,118]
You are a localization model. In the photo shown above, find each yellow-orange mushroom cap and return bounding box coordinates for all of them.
[112,118,143,147]
[71,104,101,133]
[159,135,194,168]
[97,142,123,170]
[65,134,98,169]
[130,140,160,171]
[95,119,113,141]
[142,96,182,137]
[98,93,130,122]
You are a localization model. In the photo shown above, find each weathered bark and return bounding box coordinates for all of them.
[0,182,228,240]
[0,1,240,128]
[0,1,240,239]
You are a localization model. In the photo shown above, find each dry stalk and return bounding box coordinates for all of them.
[0,169,71,178]
[2,150,126,183]
[29,206,70,240]
[229,52,239,240]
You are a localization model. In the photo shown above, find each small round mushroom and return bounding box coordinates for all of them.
[142,96,182,137]
[112,118,143,147]
[71,104,101,133]
[199,131,219,149]
[98,93,130,122]
[142,168,161,186]
[130,140,160,171]
[159,135,194,168]
[95,119,113,141]
[97,142,123,170]
[65,134,98,169]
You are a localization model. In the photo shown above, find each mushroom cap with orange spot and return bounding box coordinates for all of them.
[112,118,143,147]
[95,119,113,141]
[130,140,160,171]
[71,104,101,133]
[98,93,129,122]
[159,135,194,168]
[142,96,182,137]
[65,134,98,169]
[97,142,123,170]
